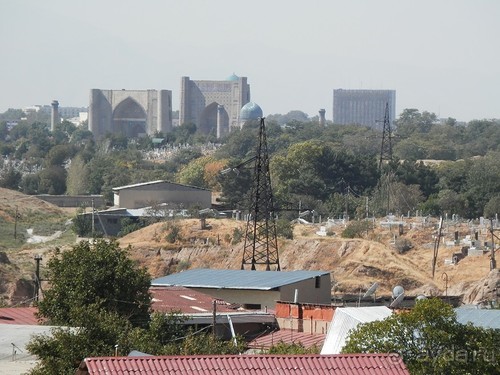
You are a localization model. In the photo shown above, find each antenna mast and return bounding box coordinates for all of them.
[241,118,280,271]
[379,102,393,169]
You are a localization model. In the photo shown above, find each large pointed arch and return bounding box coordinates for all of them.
[112,97,147,137]
[199,102,219,135]
[199,102,229,136]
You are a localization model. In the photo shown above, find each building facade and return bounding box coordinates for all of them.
[179,74,251,137]
[152,269,332,310]
[112,180,211,209]
[333,89,396,130]
[88,89,173,138]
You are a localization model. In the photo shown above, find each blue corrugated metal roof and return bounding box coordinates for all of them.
[152,269,330,290]
[455,308,500,329]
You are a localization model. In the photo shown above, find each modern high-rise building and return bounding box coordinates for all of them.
[179,74,251,138]
[333,89,396,130]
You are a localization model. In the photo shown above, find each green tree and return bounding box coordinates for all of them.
[392,160,439,199]
[71,208,93,236]
[271,140,378,210]
[36,240,151,327]
[169,122,197,144]
[53,120,77,143]
[45,144,74,167]
[343,298,500,375]
[66,155,90,195]
[395,108,437,137]
[20,173,40,194]
[483,194,500,219]
[70,127,94,145]
[177,155,212,188]
[0,164,22,189]
[37,165,67,194]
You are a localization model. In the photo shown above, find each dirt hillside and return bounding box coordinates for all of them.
[0,186,497,307]
[119,217,497,304]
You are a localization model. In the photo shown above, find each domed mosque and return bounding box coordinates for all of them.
[226,73,240,82]
[239,101,263,126]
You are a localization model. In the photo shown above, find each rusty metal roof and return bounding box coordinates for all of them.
[0,307,40,325]
[151,286,239,314]
[150,287,276,326]
[248,329,325,350]
[79,354,410,375]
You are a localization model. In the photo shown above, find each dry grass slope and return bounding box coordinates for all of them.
[118,217,495,303]
[0,189,495,306]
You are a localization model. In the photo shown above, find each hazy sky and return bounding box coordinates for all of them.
[1,1,499,122]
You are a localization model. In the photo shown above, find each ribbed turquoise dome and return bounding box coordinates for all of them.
[226,73,239,81]
[240,102,263,121]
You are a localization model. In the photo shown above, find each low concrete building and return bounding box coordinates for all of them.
[152,269,332,310]
[112,180,211,209]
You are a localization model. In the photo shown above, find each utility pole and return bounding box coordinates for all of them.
[14,205,18,239]
[34,254,42,302]
[489,219,497,270]
[91,198,95,237]
[432,217,443,279]
[212,299,217,339]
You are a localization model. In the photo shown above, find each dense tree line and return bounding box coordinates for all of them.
[1,108,500,219]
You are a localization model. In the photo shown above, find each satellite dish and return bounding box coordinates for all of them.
[363,282,379,298]
[390,292,405,308]
[415,295,427,302]
[392,285,405,298]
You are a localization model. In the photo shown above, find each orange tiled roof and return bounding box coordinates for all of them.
[79,354,411,375]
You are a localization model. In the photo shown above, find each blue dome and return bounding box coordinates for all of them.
[240,102,263,121]
[226,73,239,81]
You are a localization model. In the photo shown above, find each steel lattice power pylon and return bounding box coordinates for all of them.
[241,118,281,271]
[379,102,393,169]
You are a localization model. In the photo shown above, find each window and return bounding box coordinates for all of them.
[315,276,321,289]
[243,303,261,310]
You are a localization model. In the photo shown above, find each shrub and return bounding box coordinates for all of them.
[341,220,372,238]
[395,238,413,254]
[166,224,181,243]
[231,227,243,244]
[275,219,293,239]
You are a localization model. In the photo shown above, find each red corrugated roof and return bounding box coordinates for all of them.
[0,307,40,325]
[151,287,239,314]
[79,354,410,375]
[248,329,325,350]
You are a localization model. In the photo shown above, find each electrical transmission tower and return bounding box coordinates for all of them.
[379,102,393,169]
[241,118,281,271]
